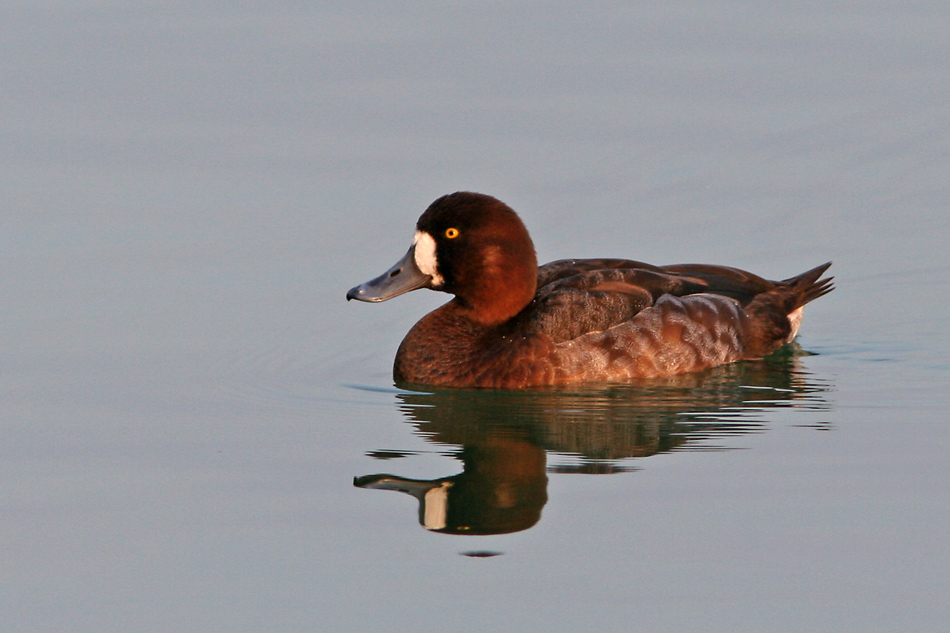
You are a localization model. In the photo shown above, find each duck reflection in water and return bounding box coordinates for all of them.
[354,347,832,536]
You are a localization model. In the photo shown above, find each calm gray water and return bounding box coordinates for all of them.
[3,3,949,632]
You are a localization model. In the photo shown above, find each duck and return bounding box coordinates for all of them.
[347,192,833,388]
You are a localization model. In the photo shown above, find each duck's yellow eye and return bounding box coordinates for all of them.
[445,228,460,239]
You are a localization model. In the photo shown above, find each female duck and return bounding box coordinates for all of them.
[347,192,833,388]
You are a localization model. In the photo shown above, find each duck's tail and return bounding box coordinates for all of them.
[781,261,835,308]
[744,262,834,357]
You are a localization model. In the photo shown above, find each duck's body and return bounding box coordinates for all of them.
[348,193,833,389]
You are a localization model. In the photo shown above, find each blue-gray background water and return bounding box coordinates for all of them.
[3,3,948,632]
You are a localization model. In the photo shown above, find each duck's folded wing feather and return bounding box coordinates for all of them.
[525,267,709,343]
[538,259,783,305]
[527,260,798,342]
[658,263,777,304]
[537,258,665,287]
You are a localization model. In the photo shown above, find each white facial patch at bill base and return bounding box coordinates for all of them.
[413,230,444,287]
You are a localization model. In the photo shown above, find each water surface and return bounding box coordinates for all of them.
[2,2,949,632]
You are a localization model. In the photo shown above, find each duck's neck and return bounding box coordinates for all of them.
[454,247,538,326]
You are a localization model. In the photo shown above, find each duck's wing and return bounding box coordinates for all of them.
[657,263,778,305]
[524,265,711,343]
[539,259,786,305]
[528,259,827,343]
[536,258,665,287]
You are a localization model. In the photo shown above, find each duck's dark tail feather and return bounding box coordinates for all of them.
[781,261,835,310]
